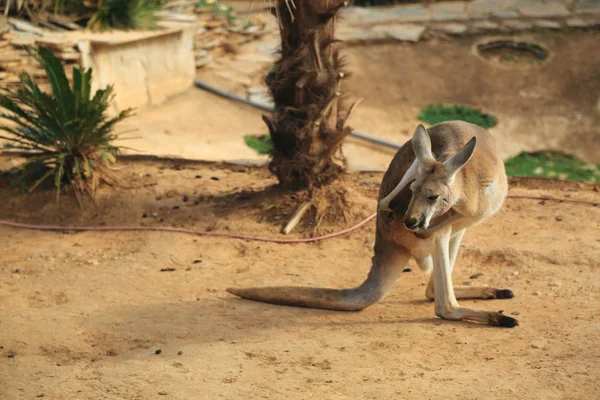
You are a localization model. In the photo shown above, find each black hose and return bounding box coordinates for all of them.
[194,79,402,150]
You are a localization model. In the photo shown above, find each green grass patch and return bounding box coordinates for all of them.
[419,103,497,129]
[244,134,273,155]
[504,152,599,182]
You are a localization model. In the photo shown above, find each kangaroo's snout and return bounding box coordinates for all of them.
[404,216,422,230]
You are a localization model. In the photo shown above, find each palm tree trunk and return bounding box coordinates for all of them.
[264,0,357,190]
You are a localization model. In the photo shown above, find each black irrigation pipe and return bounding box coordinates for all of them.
[193,79,402,150]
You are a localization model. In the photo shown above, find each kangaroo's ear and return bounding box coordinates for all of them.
[444,136,477,177]
[412,125,435,167]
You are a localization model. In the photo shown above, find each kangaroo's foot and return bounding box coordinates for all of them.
[425,277,514,301]
[435,305,519,328]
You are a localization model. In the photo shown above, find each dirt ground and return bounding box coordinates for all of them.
[0,157,599,400]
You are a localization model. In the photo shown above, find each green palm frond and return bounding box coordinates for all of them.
[86,0,162,31]
[3,1,163,30]
[0,46,135,201]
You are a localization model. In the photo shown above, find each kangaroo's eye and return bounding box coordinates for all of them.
[427,195,440,201]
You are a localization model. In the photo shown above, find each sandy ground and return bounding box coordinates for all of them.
[0,158,599,400]
[0,18,599,400]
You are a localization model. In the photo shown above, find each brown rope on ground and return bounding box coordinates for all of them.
[0,194,597,243]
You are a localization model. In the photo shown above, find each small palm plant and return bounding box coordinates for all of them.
[0,47,134,202]
[86,0,162,30]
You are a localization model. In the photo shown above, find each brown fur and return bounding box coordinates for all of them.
[227,121,518,327]
[379,121,507,244]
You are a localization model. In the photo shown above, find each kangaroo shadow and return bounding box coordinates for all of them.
[82,295,360,359]
[82,293,503,358]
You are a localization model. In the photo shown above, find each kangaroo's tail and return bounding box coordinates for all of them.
[227,238,409,311]
[227,286,380,311]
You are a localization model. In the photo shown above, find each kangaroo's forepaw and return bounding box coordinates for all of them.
[494,289,515,299]
[378,201,393,213]
[414,230,434,240]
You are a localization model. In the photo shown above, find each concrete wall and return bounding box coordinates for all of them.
[77,23,195,115]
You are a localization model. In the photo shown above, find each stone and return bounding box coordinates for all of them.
[533,19,562,29]
[391,5,431,22]
[228,58,266,76]
[339,6,371,23]
[217,70,252,87]
[430,1,469,21]
[236,52,274,63]
[337,27,387,42]
[503,19,534,30]
[566,17,588,27]
[8,18,45,35]
[244,26,262,34]
[576,0,600,14]
[195,52,213,68]
[339,4,429,25]
[491,10,521,19]
[247,87,265,95]
[373,24,427,42]
[436,23,469,35]
[566,17,600,27]
[467,0,501,18]
[257,44,279,54]
[248,91,274,109]
[519,3,570,18]
[472,20,500,31]
[358,10,402,25]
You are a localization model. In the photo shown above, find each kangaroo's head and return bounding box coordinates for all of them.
[403,125,477,231]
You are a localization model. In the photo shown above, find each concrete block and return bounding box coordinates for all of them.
[77,24,195,115]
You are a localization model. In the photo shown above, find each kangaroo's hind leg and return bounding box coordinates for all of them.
[431,228,518,327]
[424,229,514,300]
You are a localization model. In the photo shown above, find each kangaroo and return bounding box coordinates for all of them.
[227,121,518,327]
